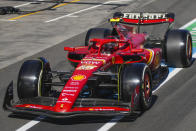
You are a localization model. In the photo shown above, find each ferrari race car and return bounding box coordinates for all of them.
[3,12,192,118]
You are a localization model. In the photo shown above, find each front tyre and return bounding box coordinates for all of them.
[120,63,152,111]
[17,58,51,99]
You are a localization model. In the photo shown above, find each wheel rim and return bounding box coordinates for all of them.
[143,73,152,103]
[187,37,192,59]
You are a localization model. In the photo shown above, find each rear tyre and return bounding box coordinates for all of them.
[165,29,192,67]
[17,58,51,99]
[120,63,152,111]
[85,28,112,47]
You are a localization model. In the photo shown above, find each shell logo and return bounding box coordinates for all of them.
[71,75,86,81]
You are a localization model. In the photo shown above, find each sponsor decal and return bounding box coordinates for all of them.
[70,82,80,85]
[57,101,72,103]
[88,108,115,111]
[71,75,86,81]
[123,13,166,20]
[57,97,72,103]
[65,86,79,89]
[82,59,106,65]
[76,65,97,70]
[62,98,68,101]
[63,90,77,93]
[62,93,75,96]
[81,60,100,65]
[25,105,42,109]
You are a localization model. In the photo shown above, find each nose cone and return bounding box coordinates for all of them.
[54,103,72,113]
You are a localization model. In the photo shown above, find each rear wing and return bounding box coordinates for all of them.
[110,12,175,25]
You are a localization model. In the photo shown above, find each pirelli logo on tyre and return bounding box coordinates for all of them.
[71,75,86,81]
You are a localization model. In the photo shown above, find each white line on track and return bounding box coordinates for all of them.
[66,15,79,17]
[14,0,45,8]
[45,0,133,23]
[16,116,46,131]
[180,18,196,29]
[97,115,125,131]
[14,3,31,8]
[0,19,16,22]
[45,4,104,23]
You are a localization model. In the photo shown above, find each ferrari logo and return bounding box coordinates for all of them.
[60,104,64,109]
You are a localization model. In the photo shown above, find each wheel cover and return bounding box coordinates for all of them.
[143,73,152,103]
[187,38,192,59]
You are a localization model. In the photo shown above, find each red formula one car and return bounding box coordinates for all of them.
[3,12,192,118]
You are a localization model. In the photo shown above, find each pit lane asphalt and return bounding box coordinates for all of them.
[0,0,196,131]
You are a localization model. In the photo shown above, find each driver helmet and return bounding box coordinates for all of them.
[102,36,118,53]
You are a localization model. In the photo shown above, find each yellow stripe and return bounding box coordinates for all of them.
[9,11,41,20]
[9,0,80,20]
[145,49,153,65]
[37,59,44,96]
[53,0,80,8]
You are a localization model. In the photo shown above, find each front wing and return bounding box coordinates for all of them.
[3,82,131,118]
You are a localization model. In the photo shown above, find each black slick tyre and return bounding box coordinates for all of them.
[165,29,192,67]
[17,58,51,99]
[120,63,152,111]
[85,28,112,47]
